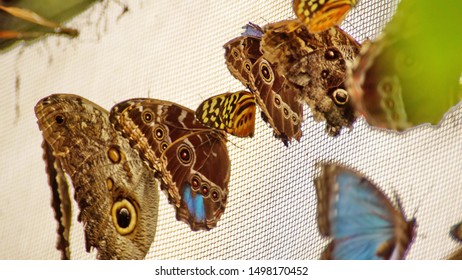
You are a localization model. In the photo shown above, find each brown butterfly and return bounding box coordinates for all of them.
[261,19,361,136]
[35,94,159,259]
[110,98,230,231]
[223,23,303,146]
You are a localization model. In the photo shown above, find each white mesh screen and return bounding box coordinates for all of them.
[1,0,461,260]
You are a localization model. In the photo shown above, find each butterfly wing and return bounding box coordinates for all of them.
[224,22,303,145]
[160,128,229,230]
[262,20,360,136]
[288,48,356,135]
[41,140,72,260]
[294,0,357,33]
[110,98,230,231]
[250,56,303,144]
[195,90,256,137]
[224,26,263,88]
[35,94,159,259]
[314,163,415,260]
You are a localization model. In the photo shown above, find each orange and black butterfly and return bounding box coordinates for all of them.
[294,0,358,33]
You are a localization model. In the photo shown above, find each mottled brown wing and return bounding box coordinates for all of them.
[262,19,360,136]
[224,24,263,88]
[41,140,71,260]
[195,90,256,138]
[250,56,303,145]
[35,94,159,259]
[110,98,230,231]
[287,48,356,135]
[224,23,303,145]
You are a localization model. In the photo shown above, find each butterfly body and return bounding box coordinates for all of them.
[314,163,415,260]
[35,94,159,259]
[110,98,230,231]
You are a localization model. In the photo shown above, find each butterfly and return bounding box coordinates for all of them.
[347,0,462,132]
[261,19,361,136]
[223,22,303,146]
[35,94,159,259]
[314,163,416,259]
[293,0,358,33]
[110,98,230,231]
[195,90,256,138]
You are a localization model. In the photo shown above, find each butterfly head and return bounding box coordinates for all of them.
[35,94,109,155]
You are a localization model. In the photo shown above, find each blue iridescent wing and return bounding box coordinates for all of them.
[315,163,415,260]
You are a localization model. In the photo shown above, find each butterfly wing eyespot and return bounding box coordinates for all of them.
[107,146,122,164]
[332,88,349,105]
[177,144,193,165]
[154,125,166,141]
[259,61,274,83]
[191,175,201,191]
[55,114,65,125]
[112,199,138,235]
[142,110,154,124]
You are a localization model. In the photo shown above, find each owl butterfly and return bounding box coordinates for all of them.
[294,0,358,33]
[347,0,462,132]
[110,98,230,231]
[261,19,361,136]
[196,90,256,138]
[35,94,159,260]
[314,163,416,259]
[223,22,303,146]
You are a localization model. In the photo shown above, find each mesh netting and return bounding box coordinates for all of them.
[1,0,461,260]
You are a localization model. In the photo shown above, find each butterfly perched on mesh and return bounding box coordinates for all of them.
[293,0,358,33]
[347,0,462,132]
[35,94,159,259]
[196,90,256,138]
[223,22,303,146]
[110,98,230,231]
[314,163,416,259]
[261,19,361,136]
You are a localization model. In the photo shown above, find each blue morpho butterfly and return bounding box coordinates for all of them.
[314,163,416,259]
[110,98,230,231]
